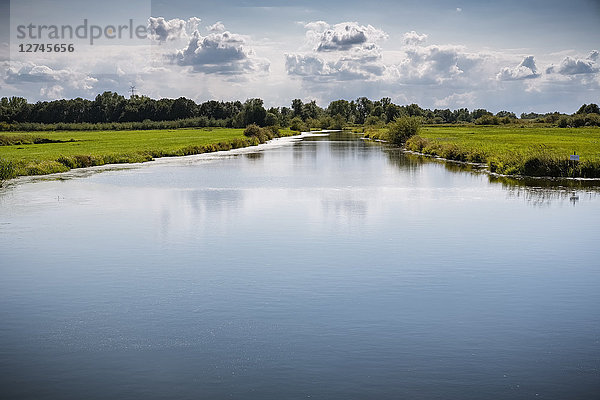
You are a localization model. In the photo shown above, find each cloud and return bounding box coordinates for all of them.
[187,17,201,34]
[148,17,191,42]
[497,55,540,81]
[207,21,225,33]
[285,50,386,81]
[304,21,387,52]
[5,63,97,90]
[172,29,269,75]
[546,51,599,75]
[396,45,485,85]
[402,31,428,46]
[40,85,65,99]
[3,62,98,99]
[287,21,389,82]
[434,92,476,108]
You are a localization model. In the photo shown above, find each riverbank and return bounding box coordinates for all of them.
[366,124,600,178]
[0,127,299,181]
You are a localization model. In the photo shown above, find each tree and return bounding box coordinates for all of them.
[91,91,126,122]
[576,103,600,115]
[387,116,421,145]
[454,108,471,122]
[405,103,424,117]
[0,97,30,122]
[472,108,492,120]
[331,114,346,130]
[241,98,267,126]
[496,111,516,119]
[302,100,322,120]
[384,103,402,123]
[170,97,197,120]
[327,99,351,121]
[291,99,303,118]
[289,116,307,132]
[356,97,373,124]
[265,112,279,126]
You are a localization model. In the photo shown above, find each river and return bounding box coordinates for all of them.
[1,131,599,399]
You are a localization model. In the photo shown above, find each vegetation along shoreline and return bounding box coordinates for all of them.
[1,93,599,182]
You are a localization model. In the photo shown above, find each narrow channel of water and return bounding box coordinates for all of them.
[1,132,599,399]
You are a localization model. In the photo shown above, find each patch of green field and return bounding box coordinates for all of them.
[419,125,600,160]
[0,127,298,180]
[406,125,600,178]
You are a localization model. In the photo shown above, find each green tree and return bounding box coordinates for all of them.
[291,99,304,118]
[387,116,421,145]
[576,103,600,115]
[241,98,267,126]
[265,112,279,126]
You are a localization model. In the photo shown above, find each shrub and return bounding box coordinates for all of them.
[585,113,600,126]
[557,116,570,128]
[475,115,500,125]
[264,125,279,137]
[289,117,307,132]
[244,124,261,137]
[365,115,382,126]
[387,116,421,145]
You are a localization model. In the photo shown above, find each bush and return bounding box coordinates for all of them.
[387,116,421,145]
[475,115,500,125]
[365,115,382,126]
[243,124,261,137]
[585,113,600,126]
[557,116,570,128]
[289,117,307,132]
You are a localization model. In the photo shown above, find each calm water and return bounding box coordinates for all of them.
[1,132,599,399]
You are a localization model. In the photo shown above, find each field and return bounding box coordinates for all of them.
[366,124,600,178]
[0,127,297,179]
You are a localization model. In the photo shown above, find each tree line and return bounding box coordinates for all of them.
[0,92,598,130]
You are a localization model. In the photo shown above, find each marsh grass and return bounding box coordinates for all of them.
[406,125,600,178]
[0,127,299,179]
[0,158,16,182]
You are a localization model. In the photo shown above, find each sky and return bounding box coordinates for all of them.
[0,0,599,113]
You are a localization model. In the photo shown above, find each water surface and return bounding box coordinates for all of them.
[1,132,599,399]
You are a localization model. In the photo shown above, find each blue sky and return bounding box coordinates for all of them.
[1,0,599,113]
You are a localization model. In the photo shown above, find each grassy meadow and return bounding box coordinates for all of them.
[366,124,600,178]
[0,127,298,180]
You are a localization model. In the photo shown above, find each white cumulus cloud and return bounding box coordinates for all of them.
[546,51,599,75]
[304,21,387,52]
[5,63,97,90]
[148,17,192,42]
[207,21,226,33]
[497,55,540,81]
[402,31,428,46]
[397,45,485,85]
[287,21,389,82]
[172,28,269,75]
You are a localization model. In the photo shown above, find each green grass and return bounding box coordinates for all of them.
[404,125,600,178]
[0,127,298,180]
